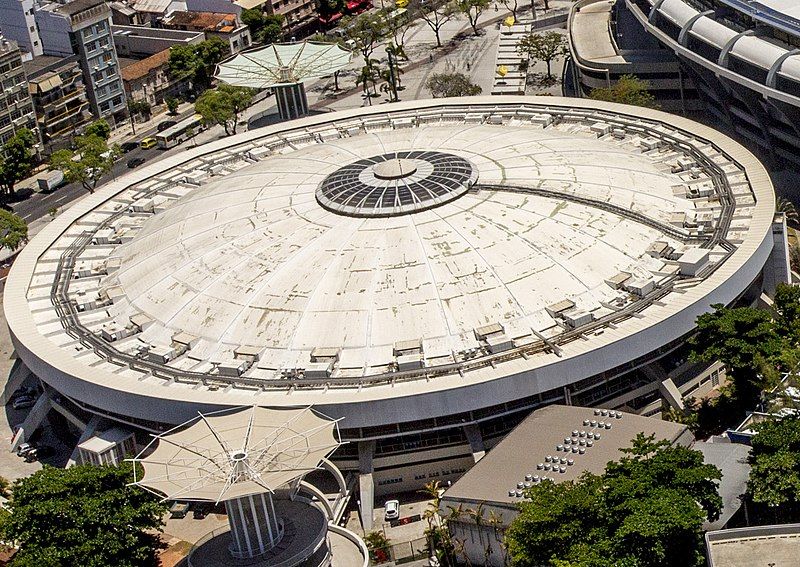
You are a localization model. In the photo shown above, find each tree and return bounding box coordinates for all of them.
[195,84,255,135]
[506,434,722,567]
[0,463,167,567]
[690,303,785,401]
[49,133,120,194]
[0,128,36,201]
[590,74,658,109]
[342,11,386,68]
[426,72,482,98]
[499,0,520,20]
[516,30,567,79]
[774,282,800,344]
[241,8,284,44]
[457,0,490,36]
[127,100,152,122]
[168,37,228,91]
[83,119,111,141]
[165,96,179,115]
[317,0,346,18]
[411,0,457,48]
[0,209,28,252]
[746,416,800,522]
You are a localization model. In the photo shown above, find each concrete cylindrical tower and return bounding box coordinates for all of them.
[225,492,283,559]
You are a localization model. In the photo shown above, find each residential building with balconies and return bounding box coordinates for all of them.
[23,54,92,152]
[0,36,38,148]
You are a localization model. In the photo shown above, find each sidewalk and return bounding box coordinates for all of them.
[108,101,196,145]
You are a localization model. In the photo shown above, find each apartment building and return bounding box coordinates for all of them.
[0,0,127,126]
[24,54,92,151]
[0,37,38,147]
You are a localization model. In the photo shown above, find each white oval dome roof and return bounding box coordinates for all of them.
[107,124,697,371]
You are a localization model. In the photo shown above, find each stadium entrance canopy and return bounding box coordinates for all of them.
[132,406,341,559]
[216,41,352,120]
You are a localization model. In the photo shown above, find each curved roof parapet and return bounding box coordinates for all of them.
[3,97,775,428]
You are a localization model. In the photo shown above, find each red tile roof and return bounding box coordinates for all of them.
[120,49,171,82]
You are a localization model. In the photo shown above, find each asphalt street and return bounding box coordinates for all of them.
[9,109,197,223]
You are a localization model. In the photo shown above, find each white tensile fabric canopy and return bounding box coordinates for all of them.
[215,41,353,88]
[131,406,341,502]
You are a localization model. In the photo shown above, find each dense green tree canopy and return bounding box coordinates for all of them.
[241,9,284,44]
[168,37,228,90]
[505,434,722,567]
[0,209,28,252]
[747,416,800,520]
[0,463,167,567]
[425,72,482,98]
[195,84,255,135]
[690,301,786,403]
[0,128,36,200]
[590,74,658,109]
[83,119,111,141]
[49,133,120,193]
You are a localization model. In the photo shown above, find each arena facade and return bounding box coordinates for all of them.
[4,97,785,525]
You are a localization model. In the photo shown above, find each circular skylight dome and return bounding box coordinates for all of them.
[316,150,477,217]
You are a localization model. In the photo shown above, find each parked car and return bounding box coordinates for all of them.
[192,502,213,519]
[127,157,146,169]
[140,137,157,150]
[120,141,139,153]
[384,499,400,521]
[12,396,36,410]
[157,120,178,132]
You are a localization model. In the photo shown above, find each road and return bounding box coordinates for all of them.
[10,109,197,223]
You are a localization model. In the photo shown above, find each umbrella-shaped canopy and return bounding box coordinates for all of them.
[131,406,341,503]
[215,41,353,88]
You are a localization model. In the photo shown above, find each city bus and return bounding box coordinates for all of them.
[155,114,206,149]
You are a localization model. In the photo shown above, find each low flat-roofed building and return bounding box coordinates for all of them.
[160,10,251,53]
[76,426,136,466]
[441,405,692,566]
[706,523,800,567]
[112,24,204,58]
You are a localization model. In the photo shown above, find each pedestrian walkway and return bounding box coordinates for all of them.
[107,101,196,145]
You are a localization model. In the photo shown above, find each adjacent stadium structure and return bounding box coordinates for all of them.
[623,0,800,166]
[4,97,785,526]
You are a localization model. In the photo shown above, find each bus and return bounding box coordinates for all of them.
[155,114,206,149]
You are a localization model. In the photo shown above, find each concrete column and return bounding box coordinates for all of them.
[1,359,31,405]
[273,82,309,121]
[10,390,51,452]
[224,492,283,559]
[358,440,375,531]
[463,423,485,462]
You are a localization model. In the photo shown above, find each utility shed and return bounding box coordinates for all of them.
[678,248,710,276]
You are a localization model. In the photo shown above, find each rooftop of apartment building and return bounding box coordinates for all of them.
[162,10,239,32]
[112,23,203,40]
[0,36,20,57]
[22,54,80,79]
[55,0,109,16]
[120,48,170,81]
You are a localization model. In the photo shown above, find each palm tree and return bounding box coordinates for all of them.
[466,503,486,558]
[777,197,799,225]
[487,510,507,566]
